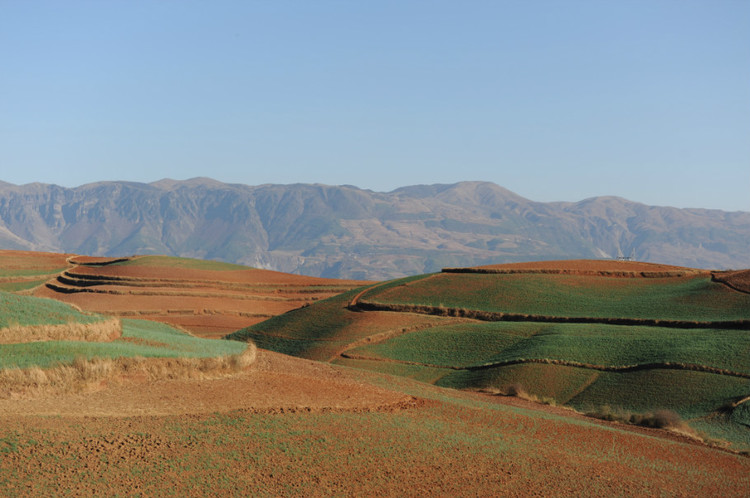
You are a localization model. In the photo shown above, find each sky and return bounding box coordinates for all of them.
[1,1,748,212]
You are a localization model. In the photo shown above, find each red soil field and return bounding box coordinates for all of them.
[0,355,746,496]
[30,254,370,338]
[1,252,748,494]
[0,349,411,417]
[0,250,73,291]
[0,250,72,269]
[713,269,750,294]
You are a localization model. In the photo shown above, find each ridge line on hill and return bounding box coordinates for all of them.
[442,267,709,278]
[350,300,750,330]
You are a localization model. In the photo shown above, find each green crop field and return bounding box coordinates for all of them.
[349,322,750,374]
[229,267,750,450]
[0,292,108,328]
[0,278,52,292]
[364,273,750,322]
[0,319,246,370]
[0,268,68,278]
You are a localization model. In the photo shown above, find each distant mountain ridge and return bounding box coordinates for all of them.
[0,178,748,279]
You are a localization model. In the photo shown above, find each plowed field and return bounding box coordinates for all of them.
[31,254,370,338]
[0,250,72,292]
[1,353,747,496]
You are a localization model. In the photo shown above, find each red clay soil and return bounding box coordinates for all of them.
[455,259,709,277]
[68,260,365,286]
[713,269,750,294]
[32,253,371,337]
[0,349,412,417]
[0,354,746,496]
[67,255,131,265]
[0,250,72,270]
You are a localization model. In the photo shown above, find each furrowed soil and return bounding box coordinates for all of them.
[0,250,72,292]
[0,358,747,496]
[714,269,750,294]
[0,350,410,417]
[30,253,370,338]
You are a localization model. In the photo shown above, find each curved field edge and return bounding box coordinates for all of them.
[0,291,112,329]
[227,281,750,449]
[0,319,248,370]
[108,255,253,271]
[359,273,750,322]
[0,317,122,344]
[343,321,750,376]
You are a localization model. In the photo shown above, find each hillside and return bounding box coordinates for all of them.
[229,259,750,451]
[1,179,749,279]
[0,284,253,400]
[16,252,368,338]
[1,253,749,494]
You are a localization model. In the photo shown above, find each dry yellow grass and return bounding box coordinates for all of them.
[0,318,122,344]
[0,342,257,399]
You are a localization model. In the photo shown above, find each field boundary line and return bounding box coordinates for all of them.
[351,300,750,330]
[442,267,710,278]
[711,271,750,295]
[339,353,750,379]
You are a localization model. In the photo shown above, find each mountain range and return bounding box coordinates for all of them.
[0,178,748,279]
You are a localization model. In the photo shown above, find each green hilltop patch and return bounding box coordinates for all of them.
[0,292,107,328]
[363,273,750,322]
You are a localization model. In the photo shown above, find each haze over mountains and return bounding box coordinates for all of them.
[0,178,747,279]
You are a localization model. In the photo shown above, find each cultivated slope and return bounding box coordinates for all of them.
[2,254,748,495]
[31,253,369,338]
[229,259,750,450]
[1,179,748,279]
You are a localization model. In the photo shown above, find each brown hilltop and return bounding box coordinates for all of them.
[27,252,370,338]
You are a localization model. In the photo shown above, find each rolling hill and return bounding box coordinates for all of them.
[1,251,749,494]
[228,259,750,451]
[1,179,749,279]
[31,252,369,338]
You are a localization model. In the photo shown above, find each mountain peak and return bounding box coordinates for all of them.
[150,177,227,190]
[0,180,747,278]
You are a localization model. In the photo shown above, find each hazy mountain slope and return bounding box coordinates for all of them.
[0,179,748,279]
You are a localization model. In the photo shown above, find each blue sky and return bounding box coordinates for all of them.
[1,1,748,211]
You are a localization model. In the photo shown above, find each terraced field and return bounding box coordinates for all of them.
[0,250,71,292]
[33,253,369,338]
[230,259,750,451]
[0,285,252,402]
[1,253,749,494]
